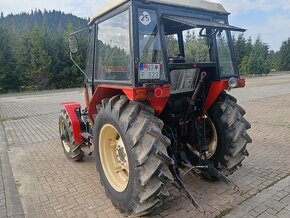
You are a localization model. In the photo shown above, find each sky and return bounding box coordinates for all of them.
[1,0,290,51]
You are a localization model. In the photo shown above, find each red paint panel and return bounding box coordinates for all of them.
[205,81,228,111]
[61,102,83,144]
[147,97,169,115]
[88,86,123,122]
[205,77,246,111]
[147,86,170,115]
[88,85,170,121]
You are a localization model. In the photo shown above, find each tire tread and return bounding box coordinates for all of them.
[93,95,173,216]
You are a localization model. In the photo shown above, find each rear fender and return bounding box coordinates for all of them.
[61,102,83,144]
[88,85,170,123]
[205,78,245,110]
[205,81,228,111]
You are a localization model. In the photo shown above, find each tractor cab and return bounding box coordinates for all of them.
[84,0,245,92]
[62,0,252,216]
[70,0,247,118]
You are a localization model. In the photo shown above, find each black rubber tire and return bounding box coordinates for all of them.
[59,110,84,161]
[206,92,252,177]
[93,95,174,216]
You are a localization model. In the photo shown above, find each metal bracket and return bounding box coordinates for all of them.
[207,163,241,192]
[171,165,205,214]
[182,161,241,193]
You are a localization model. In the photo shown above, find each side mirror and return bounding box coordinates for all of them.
[68,35,79,54]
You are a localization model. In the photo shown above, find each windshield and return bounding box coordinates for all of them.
[165,29,210,62]
[163,15,240,77]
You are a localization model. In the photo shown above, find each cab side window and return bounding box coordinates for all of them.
[96,10,131,81]
[85,26,95,81]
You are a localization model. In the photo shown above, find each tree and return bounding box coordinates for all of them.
[14,25,33,90]
[246,37,253,54]
[26,24,52,89]
[165,35,179,57]
[277,38,290,71]
[233,35,253,76]
[248,37,271,76]
[268,50,279,71]
[0,10,88,92]
[0,26,19,92]
[184,31,209,62]
[239,56,250,76]
[184,30,194,42]
[234,34,247,67]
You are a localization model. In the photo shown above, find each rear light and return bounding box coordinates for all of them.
[228,77,238,88]
[154,88,163,97]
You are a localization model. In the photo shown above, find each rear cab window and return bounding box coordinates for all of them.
[138,9,166,81]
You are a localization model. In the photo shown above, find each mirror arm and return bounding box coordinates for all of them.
[70,28,91,36]
[69,52,89,80]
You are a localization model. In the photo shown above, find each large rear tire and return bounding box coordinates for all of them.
[93,95,174,216]
[207,92,252,176]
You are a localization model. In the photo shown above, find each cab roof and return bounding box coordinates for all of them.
[89,0,228,25]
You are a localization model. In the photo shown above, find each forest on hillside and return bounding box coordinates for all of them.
[0,10,88,93]
[0,10,290,93]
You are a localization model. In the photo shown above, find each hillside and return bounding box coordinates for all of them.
[0,10,88,92]
[0,10,289,93]
[0,10,87,33]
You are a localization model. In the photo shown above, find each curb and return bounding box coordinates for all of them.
[0,123,25,218]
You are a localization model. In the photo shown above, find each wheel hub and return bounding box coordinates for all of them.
[187,117,218,159]
[116,145,126,164]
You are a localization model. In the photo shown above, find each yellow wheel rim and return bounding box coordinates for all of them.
[187,117,218,159]
[99,124,129,192]
[205,118,218,158]
[60,119,70,152]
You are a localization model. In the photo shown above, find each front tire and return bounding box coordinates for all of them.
[93,95,174,216]
[59,110,84,161]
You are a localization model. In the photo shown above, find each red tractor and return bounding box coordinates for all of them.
[59,0,251,215]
